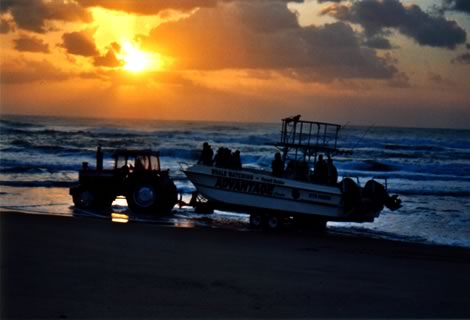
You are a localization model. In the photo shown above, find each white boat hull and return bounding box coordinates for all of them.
[184,164,351,219]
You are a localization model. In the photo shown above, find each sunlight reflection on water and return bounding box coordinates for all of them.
[111,213,129,223]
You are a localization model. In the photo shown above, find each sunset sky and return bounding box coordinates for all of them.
[0,0,469,128]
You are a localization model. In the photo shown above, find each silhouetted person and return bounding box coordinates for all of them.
[313,154,328,184]
[223,148,232,168]
[231,150,242,169]
[296,160,309,181]
[327,157,338,185]
[214,147,225,167]
[135,156,145,171]
[285,160,295,178]
[198,142,214,166]
[96,145,103,171]
[272,152,284,177]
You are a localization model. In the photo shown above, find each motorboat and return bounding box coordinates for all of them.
[183,116,401,230]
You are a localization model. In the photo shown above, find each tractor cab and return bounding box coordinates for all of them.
[113,149,162,172]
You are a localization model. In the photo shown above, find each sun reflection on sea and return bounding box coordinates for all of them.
[111,213,129,223]
[111,197,129,223]
[174,219,195,228]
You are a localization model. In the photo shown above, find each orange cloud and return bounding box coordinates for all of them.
[0,17,15,33]
[13,35,49,53]
[93,49,122,67]
[61,29,99,57]
[0,58,69,84]
[76,0,218,15]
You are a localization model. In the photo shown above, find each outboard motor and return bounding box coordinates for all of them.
[362,180,401,211]
[339,177,361,213]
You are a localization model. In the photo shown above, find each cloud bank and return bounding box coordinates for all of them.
[143,1,397,82]
[0,0,91,33]
[322,0,467,49]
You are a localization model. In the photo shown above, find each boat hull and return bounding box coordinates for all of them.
[184,165,350,219]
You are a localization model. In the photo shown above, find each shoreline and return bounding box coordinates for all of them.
[2,202,469,250]
[2,210,470,318]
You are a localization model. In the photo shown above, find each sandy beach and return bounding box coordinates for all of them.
[1,211,470,318]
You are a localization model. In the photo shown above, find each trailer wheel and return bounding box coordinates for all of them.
[267,215,283,230]
[249,212,265,229]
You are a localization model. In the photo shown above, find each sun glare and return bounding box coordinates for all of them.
[120,41,161,72]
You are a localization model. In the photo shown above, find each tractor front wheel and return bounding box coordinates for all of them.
[72,189,113,211]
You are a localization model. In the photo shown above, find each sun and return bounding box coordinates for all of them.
[119,41,161,72]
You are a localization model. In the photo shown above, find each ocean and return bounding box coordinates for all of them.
[1,115,469,248]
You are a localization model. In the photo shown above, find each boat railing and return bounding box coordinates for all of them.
[279,115,341,150]
[272,115,350,163]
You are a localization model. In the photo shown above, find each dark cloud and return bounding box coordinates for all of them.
[452,52,470,64]
[323,0,466,49]
[442,0,470,14]
[0,17,15,33]
[14,35,49,53]
[0,58,69,84]
[387,72,410,88]
[364,36,393,49]
[143,1,397,82]
[61,29,99,57]
[93,42,123,67]
[93,50,122,67]
[428,72,455,86]
[0,0,92,33]
[235,1,300,33]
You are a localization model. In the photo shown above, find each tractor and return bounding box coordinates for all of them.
[70,147,177,214]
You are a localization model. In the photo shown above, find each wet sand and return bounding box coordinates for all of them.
[2,211,470,318]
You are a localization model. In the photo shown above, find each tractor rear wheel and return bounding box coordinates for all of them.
[127,184,158,213]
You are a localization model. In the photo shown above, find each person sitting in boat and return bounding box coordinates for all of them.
[198,142,214,166]
[327,156,338,185]
[214,147,223,167]
[296,160,309,181]
[312,154,328,184]
[215,147,231,168]
[230,150,242,169]
[272,152,284,177]
[96,145,103,171]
